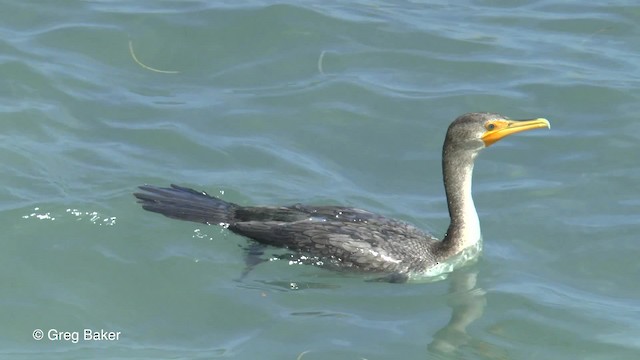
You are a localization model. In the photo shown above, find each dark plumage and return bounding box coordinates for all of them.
[134,113,549,281]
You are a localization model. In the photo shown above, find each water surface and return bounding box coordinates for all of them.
[2,0,640,358]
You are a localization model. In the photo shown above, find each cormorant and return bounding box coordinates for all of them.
[134,112,549,282]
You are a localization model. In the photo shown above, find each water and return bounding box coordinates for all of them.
[2,0,640,358]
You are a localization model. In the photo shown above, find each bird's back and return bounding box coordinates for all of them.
[134,185,439,275]
[230,204,440,273]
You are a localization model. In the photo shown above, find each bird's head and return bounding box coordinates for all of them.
[445,112,550,152]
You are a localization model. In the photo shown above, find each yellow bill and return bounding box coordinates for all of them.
[481,118,550,147]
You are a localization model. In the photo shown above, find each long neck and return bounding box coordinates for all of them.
[438,141,481,258]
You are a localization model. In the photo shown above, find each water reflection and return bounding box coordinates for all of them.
[428,269,506,359]
[429,269,486,353]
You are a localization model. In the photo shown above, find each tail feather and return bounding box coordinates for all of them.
[134,184,237,225]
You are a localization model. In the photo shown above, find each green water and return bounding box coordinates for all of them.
[2,0,640,359]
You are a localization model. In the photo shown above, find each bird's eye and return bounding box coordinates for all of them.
[487,123,495,130]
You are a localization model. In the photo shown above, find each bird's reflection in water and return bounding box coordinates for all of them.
[234,265,508,358]
[428,269,507,359]
[429,269,486,353]
[236,245,504,357]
